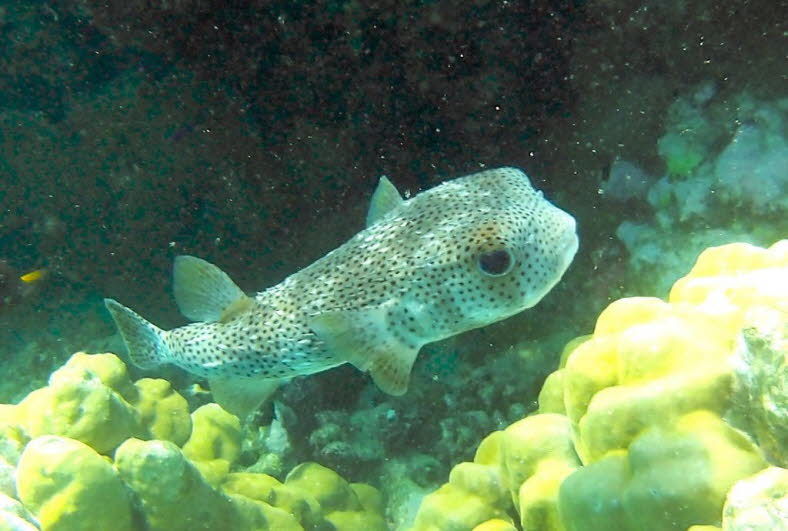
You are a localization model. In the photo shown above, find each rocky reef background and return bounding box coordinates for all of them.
[0,0,785,526]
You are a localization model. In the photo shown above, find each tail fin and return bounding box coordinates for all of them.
[104,298,169,369]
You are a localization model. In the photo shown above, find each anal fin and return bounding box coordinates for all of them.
[209,377,281,420]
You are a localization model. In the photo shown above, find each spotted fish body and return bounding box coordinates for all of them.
[105,167,578,407]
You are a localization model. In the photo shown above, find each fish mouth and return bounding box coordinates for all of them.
[562,229,579,256]
[559,214,579,250]
[562,234,579,271]
[556,216,579,271]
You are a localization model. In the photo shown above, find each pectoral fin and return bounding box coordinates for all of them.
[366,348,419,395]
[307,307,420,395]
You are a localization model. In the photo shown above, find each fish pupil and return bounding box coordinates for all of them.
[478,249,513,276]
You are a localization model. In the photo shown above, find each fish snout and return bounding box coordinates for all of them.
[561,216,579,250]
[555,212,579,267]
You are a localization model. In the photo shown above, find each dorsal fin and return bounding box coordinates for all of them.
[366,175,404,227]
[307,306,420,395]
[173,255,250,322]
[217,296,256,324]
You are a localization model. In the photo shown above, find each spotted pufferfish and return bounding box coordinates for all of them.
[105,167,578,416]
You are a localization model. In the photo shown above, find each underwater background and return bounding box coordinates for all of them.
[0,1,785,530]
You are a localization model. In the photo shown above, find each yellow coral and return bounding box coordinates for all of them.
[498,413,580,531]
[472,519,518,531]
[351,482,385,515]
[560,241,788,464]
[2,352,390,531]
[285,462,362,513]
[517,459,576,531]
[558,412,765,531]
[132,378,192,445]
[223,464,388,530]
[114,437,310,530]
[536,337,587,416]
[449,462,510,509]
[51,352,138,400]
[17,435,132,531]
[114,437,247,530]
[537,369,567,415]
[8,353,195,456]
[15,360,141,454]
[410,240,786,531]
[670,240,788,317]
[500,415,578,497]
[223,471,323,529]
[411,483,512,531]
[417,414,581,531]
[182,403,241,485]
[323,510,388,531]
[225,493,302,530]
[566,302,737,463]
[285,462,388,530]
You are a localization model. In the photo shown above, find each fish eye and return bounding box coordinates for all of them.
[477,248,514,276]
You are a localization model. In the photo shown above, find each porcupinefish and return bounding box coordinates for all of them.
[105,167,578,416]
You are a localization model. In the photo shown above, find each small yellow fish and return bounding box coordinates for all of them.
[20,269,47,283]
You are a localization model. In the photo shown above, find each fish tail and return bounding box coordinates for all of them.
[104,298,169,369]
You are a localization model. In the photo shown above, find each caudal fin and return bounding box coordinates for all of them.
[104,298,169,369]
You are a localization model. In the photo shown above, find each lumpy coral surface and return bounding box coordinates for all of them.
[409,240,787,531]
